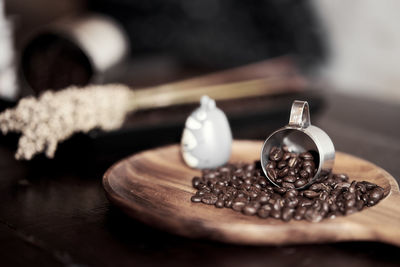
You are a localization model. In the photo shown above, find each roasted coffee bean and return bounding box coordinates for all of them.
[266,161,276,170]
[334,173,349,182]
[369,187,384,202]
[267,168,277,180]
[243,205,258,216]
[288,157,299,168]
[269,147,283,161]
[288,169,296,176]
[285,197,299,208]
[285,189,298,198]
[273,187,287,195]
[356,200,364,210]
[304,165,314,175]
[282,182,295,189]
[309,183,324,192]
[282,152,292,161]
[277,160,287,169]
[270,210,281,219]
[300,170,309,179]
[201,193,218,205]
[215,199,224,208]
[294,206,307,220]
[304,209,323,223]
[300,152,314,160]
[294,178,307,188]
[335,182,351,190]
[281,207,295,221]
[278,167,289,178]
[303,190,320,199]
[224,199,233,208]
[191,153,385,223]
[257,193,270,204]
[362,181,377,190]
[299,197,313,207]
[257,204,272,218]
[192,177,202,188]
[191,195,202,203]
[283,175,296,183]
[232,200,246,211]
[273,198,284,211]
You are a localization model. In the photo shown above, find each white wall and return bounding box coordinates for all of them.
[311,0,400,102]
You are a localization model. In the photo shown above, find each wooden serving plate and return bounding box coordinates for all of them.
[103,140,400,246]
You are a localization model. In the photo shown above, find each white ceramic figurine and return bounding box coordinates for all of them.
[181,95,232,169]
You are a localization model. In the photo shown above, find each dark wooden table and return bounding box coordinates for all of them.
[1,83,400,266]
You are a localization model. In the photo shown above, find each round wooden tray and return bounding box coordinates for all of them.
[103,140,400,246]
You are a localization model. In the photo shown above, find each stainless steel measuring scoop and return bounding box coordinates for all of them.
[260,100,335,189]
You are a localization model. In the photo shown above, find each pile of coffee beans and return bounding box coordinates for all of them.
[266,146,317,188]
[190,161,385,222]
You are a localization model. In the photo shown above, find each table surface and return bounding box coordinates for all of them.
[1,74,400,266]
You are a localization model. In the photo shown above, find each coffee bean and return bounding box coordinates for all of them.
[257,204,272,218]
[282,207,295,221]
[257,193,270,204]
[269,147,283,161]
[283,176,296,183]
[294,206,307,220]
[192,177,202,188]
[232,201,246,211]
[273,187,287,195]
[224,199,233,208]
[201,193,218,205]
[288,169,296,176]
[304,165,314,175]
[356,200,364,210]
[300,170,309,179]
[304,209,323,223]
[282,152,292,161]
[369,187,384,202]
[362,181,377,190]
[278,167,289,178]
[303,190,320,199]
[285,189,298,198]
[270,210,281,219]
[285,197,299,208]
[335,182,351,190]
[300,152,314,160]
[191,150,385,223]
[191,195,202,203]
[288,157,299,168]
[294,178,307,188]
[334,173,349,182]
[215,199,224,208]
[267,168,277,180]
[266,161,276,170]
[243,205,258,216]
[277,161,287,169]
[302,160,315,169]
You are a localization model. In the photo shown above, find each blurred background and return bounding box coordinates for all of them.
[2,0,400,102]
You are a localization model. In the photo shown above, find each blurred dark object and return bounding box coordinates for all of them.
[22,33,93,93]
[90,0,325,69]
[20,14,129,94]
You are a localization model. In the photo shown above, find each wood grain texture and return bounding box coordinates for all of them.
[103,140,400,246]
